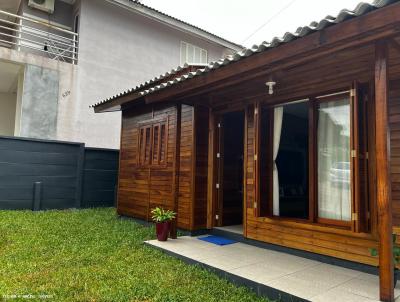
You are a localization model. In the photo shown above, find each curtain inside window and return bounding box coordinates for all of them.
[317,98,351,221]
[273,107,283,216]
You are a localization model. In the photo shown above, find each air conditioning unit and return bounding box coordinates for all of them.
[28,0,55,14]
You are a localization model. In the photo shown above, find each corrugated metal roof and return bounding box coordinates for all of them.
[91,64,205,108]
[92,0,398,109]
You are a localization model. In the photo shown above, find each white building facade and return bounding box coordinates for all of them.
[0,0,241,148]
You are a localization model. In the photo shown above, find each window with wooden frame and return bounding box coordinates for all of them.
[255,83,370,232]
[137,118,168,166]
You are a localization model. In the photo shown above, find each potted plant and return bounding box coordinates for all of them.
[151,207,176,241]
[370,234,400,287]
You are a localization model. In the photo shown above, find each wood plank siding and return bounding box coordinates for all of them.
[101,5,400,299]
[118,104,195,230]
[193,106,209,229]
[117,103,209,231]
[198,44,375,267]
[177,105,194,230]
[115,42,400,267]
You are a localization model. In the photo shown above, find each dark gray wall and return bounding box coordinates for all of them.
[82,148,118,208]
[0,136,118,210]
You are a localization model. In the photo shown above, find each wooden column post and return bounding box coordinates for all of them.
[170,103,181,239]
[375,40,394,302]
[207,108,215,229]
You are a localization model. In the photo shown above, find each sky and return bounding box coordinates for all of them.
[142,0,375,47]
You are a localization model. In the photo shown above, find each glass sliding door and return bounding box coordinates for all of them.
[317,95,351,222]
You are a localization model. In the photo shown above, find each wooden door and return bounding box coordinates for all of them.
[214,111,246,227]
[215,115,224,227]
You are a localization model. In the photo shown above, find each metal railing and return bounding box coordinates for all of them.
[0,9,78,64]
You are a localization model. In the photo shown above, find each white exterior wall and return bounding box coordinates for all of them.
[0,0,234,148]
[65,0,232,148]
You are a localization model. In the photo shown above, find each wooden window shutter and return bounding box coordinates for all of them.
[144,126,152,165]
[159,123,167,164]
[359,85,370,233]
[138,127,145,165]
[351,81,369,233]
[255,105,280,218]
[137,118,168,167]
[152,124,160,164]
[254,103,274,217]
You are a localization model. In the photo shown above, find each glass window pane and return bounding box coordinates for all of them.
[194,47,200,63]
[180,42,187,65]
[317,97,351,221]
[187,44,195,63]
[201,49,207,63]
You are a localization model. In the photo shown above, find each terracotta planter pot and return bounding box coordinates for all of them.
[156,221,171,241]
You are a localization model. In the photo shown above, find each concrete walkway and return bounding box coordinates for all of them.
[146,236,400,302]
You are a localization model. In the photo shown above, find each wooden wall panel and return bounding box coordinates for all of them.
[149,106,176,220]
[193,106,209,229]
[177,104,195,230]
[246,213,378,265]
[118,107,152,220]
[118,103,195,230]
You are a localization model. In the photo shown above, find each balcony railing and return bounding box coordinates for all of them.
[0,9,78,64]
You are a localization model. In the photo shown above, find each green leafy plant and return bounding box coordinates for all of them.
[151,207,176,223]
[370,234,400,265]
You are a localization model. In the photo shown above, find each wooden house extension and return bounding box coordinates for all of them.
[93,1,400,300]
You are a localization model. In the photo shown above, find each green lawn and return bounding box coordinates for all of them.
[0,208,268,302]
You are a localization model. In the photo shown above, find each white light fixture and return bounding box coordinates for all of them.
[265,80,276,95]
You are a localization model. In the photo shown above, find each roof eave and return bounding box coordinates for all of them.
[93,92,143,113]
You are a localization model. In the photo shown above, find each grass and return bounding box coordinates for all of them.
[0,208,269,302]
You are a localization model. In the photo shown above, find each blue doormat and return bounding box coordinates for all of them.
[198,235,236,246]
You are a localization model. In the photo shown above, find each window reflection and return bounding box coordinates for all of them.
[317,97,351,221]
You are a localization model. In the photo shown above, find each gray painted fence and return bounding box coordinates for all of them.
[0,136,118,210]
[82,148,119,208]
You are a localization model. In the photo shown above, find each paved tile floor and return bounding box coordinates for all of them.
[146,236,400,302]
